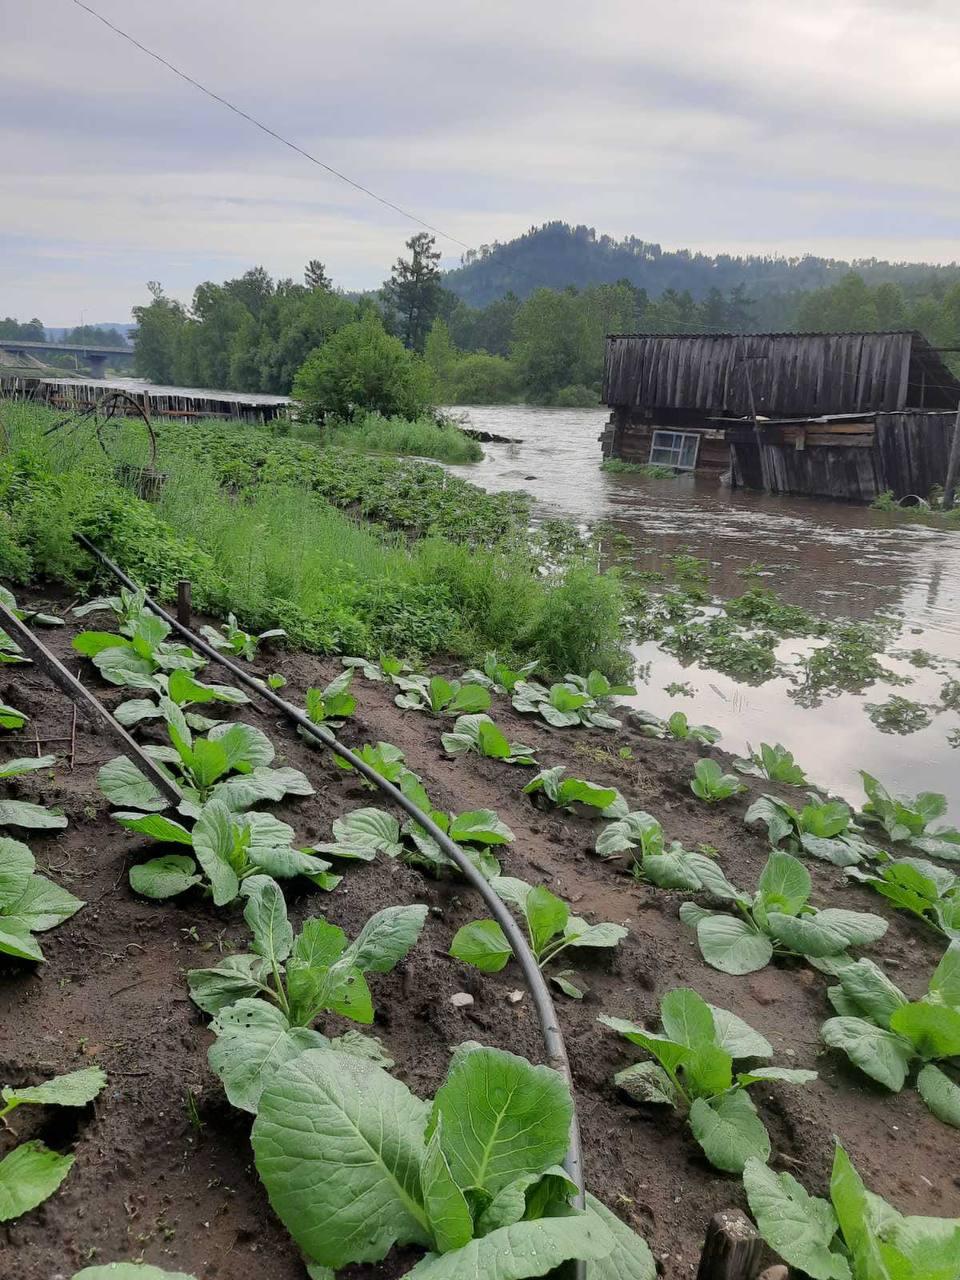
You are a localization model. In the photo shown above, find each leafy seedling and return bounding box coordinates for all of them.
[631,710,720,744]
[511,670,634,730]
[690,758,745,804]
[846,855,960,939]
[860,771,960,860]
[333,740,409,789]
[303,669,356,728]
[744,792,876,866]
[819,943,960,1127]
[199,612,286,661]
[523,766,626,817]
[250,1042,656,1276]
[680,850,888,976]
[441,714,537,765]
[99,710,313,815]
[73,613,205,691]
[113,667,250,731]
[0,1066,106,1221]
[0,836,84,961]
[461,650,539,694]
[188,881,427,1112]
[341,654,415,683]
[450,875,627,998]
[394,674,491,717]
[744,1141,960,1280]
[595,809,730,892]
[0,585,63,629]
[601,988,815,1172]
[73,585,148,631]
[733,742,808,785]
[118,799,340,904]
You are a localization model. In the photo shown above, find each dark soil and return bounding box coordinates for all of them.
[1,590,957,1280]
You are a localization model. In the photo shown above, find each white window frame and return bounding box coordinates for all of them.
[649,430,700,471]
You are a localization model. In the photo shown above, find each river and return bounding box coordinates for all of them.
[447,405,960,816]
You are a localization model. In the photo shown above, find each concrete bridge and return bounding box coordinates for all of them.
[0,338,135,377]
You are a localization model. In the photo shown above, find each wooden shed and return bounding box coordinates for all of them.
[600,331,960,500]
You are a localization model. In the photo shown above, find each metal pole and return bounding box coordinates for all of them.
[0,600,183,806]
[942,403,960,511]
[74,534,587,1220]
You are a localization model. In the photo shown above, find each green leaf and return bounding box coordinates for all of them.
[659,988,715,1049]
[429,1045,572,1198]
[694,914,774,975]
[767,908,888,958]
[614,1061,679,1106]
[403,1211,616,1280]
[114,811,193,845]
[448,810,514,846]
[820,1017,914,1090]
[1,1066,106,1110]
[251,1049,431,1267]
[421,1119,474,1252]
[129,855,200,899]
[586,1192,656,1280]
[450,919,512,972]
[0,837,35,907]
[736,1066,818,1086]
[168,669,248,707]
[292,917,348,968]
[0,799,68,830]
[191,800,241,905]
[832,959,908,1029]
[709,1005,772,1059]
[0,1140,74,1221]
[213,765,313,810]
[475,1167,575,1235]
[889,1002,960,1060]
[745,795,797,846]
[742,1157,849,1280]
[525,886,569,954]
[688,1090,770,1173]
[315,807,404,860]
[98,756,168,813]
[929,942,960,1006]
[0,919,44,962]
[0,755,55,780]
[0,702,28,729]
[340,904,428,973]
[73,630,128,657]
[563,918,627,950]
[186,954,270,1014]
[758,851,811,915]
[210,721,276,771]
[598,1017,690,1077]
[208,999,329,1114]
[242,876,293,966]
[447,683,492,715]
[917,1064,960,1128]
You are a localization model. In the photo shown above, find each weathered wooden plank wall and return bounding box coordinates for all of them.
[0,376,288,424]
[874,411,956,496]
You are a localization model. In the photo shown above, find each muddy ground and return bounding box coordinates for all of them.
[1,589,957,1280]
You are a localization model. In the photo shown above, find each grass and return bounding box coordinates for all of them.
[0,400,631,680]
[600,459,678,478]
[314,411,483,464]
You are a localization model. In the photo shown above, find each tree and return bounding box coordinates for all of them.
[511,289,589,402]
[0,317,45,342]
[132,283,187,383]
[305,259,332,291]
[381,232,442,351]
[423,318,459,395]
[62,325,128,348]
[292,311,434,421]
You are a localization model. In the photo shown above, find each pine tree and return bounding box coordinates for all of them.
[382,233,442,351]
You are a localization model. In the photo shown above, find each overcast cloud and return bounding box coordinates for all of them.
[2,0,959,324]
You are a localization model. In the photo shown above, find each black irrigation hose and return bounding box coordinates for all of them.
[75,533,588,1226]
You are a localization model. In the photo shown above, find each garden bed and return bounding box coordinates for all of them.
[1,589,957,1278]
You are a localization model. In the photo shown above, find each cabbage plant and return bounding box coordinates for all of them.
[73,614,205,691]
[860,772,960,860]
[511,670,634,729]
[690,758,745,804]
[441,714,537,765]
[450,874,627,998]
[199,612,285,661]
[680,850,888,976]
[601,988,815,1171]
[595,809,731,891]
[631,709,719,744]
[250,1043,655,1277]
[461,650,538,694]
[0,702,28,730]
[733,741,808,785]
[394,674,491,717]
[0,755,69,832]
[846,856,960,939]
[523,765,626,816]
[0,1067,105,1221]
[302,668,356,727]
[743,1141,960,1280]
[745,792,876,866]
[820,944,960,1128]
[188,879,427,1112]
[113,667,249,732]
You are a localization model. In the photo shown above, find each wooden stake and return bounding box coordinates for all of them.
[942,403,960,511]
[177,578,192,626]
[696,1209,763,1280]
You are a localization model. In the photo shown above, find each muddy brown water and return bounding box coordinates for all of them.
[2,597,959,1279]
[448,405,960,815]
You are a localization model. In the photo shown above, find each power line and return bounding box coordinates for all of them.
[69,0,473,253]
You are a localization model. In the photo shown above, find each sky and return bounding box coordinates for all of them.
[2,0,959,325]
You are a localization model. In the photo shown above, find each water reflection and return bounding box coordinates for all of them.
[448,405,960,811]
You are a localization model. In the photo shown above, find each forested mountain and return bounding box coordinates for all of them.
[443,221,960,312]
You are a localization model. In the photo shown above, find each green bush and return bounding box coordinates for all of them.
[446,353,521,404]
[293,312,434,421]
[553,384,599,407]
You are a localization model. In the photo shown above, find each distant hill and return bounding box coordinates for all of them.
[443,221,960,309]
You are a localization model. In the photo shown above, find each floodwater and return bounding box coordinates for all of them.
[447,405,960,816]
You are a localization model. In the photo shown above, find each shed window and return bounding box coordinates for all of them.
[649,430,700,471]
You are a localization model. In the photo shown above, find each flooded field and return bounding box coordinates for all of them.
[449,405,960,812]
